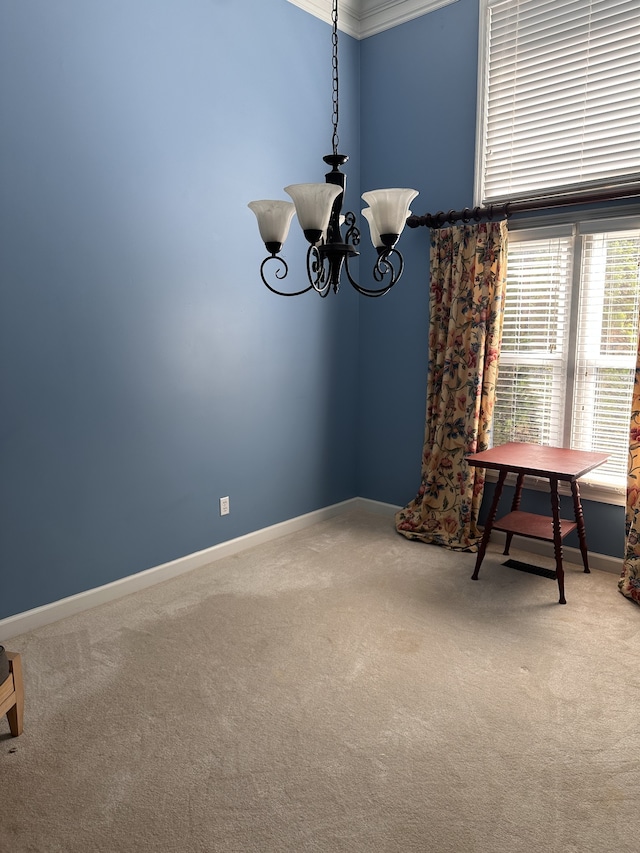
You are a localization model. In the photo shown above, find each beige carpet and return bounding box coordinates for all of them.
[1,510,638,852]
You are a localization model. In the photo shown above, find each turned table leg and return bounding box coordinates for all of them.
[472,469,507,581]
[571,478,590,573]
[549,477,566,604]
[503,472,525,555]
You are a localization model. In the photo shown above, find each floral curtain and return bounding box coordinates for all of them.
[620,329,640,605]
[396,220,508,551]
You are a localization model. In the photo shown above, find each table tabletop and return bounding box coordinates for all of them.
[466,442,609,481]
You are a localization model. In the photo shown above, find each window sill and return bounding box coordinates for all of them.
[484,470,625,507]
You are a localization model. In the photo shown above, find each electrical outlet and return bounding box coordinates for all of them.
[219,496,230,516]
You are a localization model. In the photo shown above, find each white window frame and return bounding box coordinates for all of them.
[492,215,640,507]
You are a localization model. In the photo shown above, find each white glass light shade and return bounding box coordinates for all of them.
[248,200,296,249]
[361,188,419,243]
[362,208,412,249]
[284,183,342,234]
[362,208,381,249]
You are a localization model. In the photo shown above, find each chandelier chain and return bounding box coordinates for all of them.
[331,0,339,155]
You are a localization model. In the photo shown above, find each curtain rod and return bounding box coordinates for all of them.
[406,184,640,229]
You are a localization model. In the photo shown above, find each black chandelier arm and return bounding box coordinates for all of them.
[343,250,399,298]
[306,244,332,297]
[260,255,314,297]
[374,247,404,283]
[343,211,361,248]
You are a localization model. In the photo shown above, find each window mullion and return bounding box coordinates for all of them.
[564,229,581,447]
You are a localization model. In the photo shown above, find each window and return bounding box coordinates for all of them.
[475,0,640,204]
[477,0,640,502]
[493,220,640,500]
[493,228,572,448]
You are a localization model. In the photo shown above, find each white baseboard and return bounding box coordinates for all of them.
[353,497,401,515]
[0,497,622,639]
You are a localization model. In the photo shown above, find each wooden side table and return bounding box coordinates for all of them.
[466,442,609,604]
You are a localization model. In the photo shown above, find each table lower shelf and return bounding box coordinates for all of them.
[493,510,577,542]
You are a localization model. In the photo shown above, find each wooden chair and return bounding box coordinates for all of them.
[0,652,24,736]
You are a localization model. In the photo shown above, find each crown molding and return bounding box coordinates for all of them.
[286,0,459,39]
[358,0,459,38]
[286,0,361,38]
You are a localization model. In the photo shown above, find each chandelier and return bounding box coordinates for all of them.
[248,0,418,298]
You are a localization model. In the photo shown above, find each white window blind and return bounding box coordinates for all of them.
[478,0,640,204]
[493,231,573,448]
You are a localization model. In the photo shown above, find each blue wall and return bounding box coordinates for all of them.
[0,0,361,619]
[356,0,626,558]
